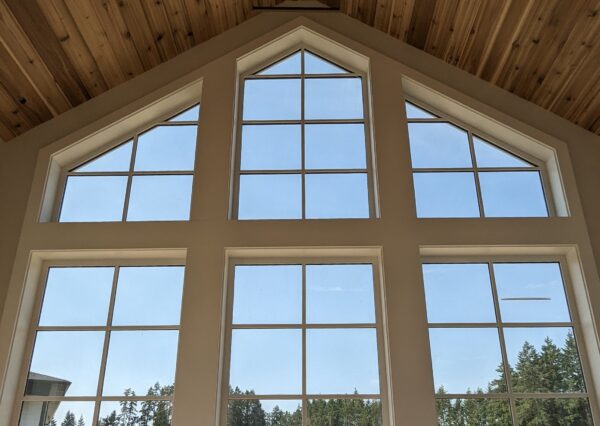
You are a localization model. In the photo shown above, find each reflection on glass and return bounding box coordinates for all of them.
[305,124,366,170]
[238,174,302,220]
[134,125,197,172]
[99,399,173,426]
[429,328,505,394]
[515,398,592,425]
[408,122,472,168]
[308,399,382,426]
[423,263,496,323]
[60,176,128,222]
[304,51,348,74]
[306,264,375,324]
[75,141,132,172]
[240,125,301,170]
[494,263,570,323]
[305,173,369,219]
[503,327,586,393]
[306,329,379,394]
[112,267,185,326]
[413,172,479,218]
[102,330,179,396]
[27,331,104,396]
[126,175,193,221]
[228,399,302,426]
[405,102,437,119]
[233,265,302,324]
[304,78,363,119]
[257,51,301,75]
[243,79,301,120]
[39,267,114,326]
[230,329,301,395]
[19,401,95,426]
[473,136,531,168]
[435,398,512,425]
[479,171,548,217]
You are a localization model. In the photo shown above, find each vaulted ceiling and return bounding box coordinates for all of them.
[0,0,598,141]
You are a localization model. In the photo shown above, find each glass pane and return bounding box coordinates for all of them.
[229,329,301,395]
[39,267,114,326]
[243,79,301,120]
[126,175,193,221]
[503,327,586,393]
[304,51,348,74]
[238,174,302,220]
[102,330,179,396]
[257,51,301,75]
[413,172,480,218]
[75,141,132,172]
[306,264,375,324]
[479,171,548,217]
[304,78,363,119]
[308,399,382,425]
[306,328,379,394]
[429,328,505,394]
[473,136,531,168]
[408,122,472,168]
[228,399,301,426]
[112,266,185,326]
[168,104,199,122]
[134,125,197,171]
[19,401,95,426]
[436,399,513,425]
[405,102,437,119]
[27,331,104,396]
[305,173,369,219]
[515,398,592,425]
[99,400,173,426]
[494,263,570,323]
[423,263,496,323]
[60,176,127,222]
[240,124,301,170]
[305,123,367,170]
[233,265,302,324]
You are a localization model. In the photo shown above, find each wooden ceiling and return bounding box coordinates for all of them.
[0,0,599,141]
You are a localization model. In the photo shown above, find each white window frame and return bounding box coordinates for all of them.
[220,255,391,426]
[53,105,201,223]
[12,259,185,426]
[406,97,556,218]
[421,254,600,424]
[231,46,377,219]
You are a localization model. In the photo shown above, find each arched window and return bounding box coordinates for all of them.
[233,49,375,220]
[405,100,550,218]
[57,105,199,222]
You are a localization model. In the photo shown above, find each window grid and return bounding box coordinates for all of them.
[222,260,388,426]
[405,99,553,218]
[425,259,593,425]
[233,48,375,219]
[56,108,200,222]
[17,263,183,426]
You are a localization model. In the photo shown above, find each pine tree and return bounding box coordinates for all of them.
[61,411,76,426]
[49,419,58,426]
[119,388,138,426]
[99,410,119,426]
[77,415,85,426]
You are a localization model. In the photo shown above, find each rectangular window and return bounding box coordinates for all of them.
[405,100,550,218]
[223,261,386,425]
[18,265,185,426]
[422,260,594,424]
[234,49,374,220]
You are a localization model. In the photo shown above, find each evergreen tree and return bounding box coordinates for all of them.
[77,415,85,426]
[49,419,58,426]
[61,411,76,426]
[119,388,138,426]
[99,411,119,426]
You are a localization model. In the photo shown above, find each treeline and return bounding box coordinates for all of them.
[228,387,381,426]
[436,331,592,425]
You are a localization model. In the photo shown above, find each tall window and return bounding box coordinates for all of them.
[405,101,549,218]
[423,260,593,424]
[58,105,199,222]
[18,265,185,426]
[223,262,385,425]
[234,49,374,220]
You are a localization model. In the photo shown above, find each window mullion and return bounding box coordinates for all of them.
[468,129,485,218]
[301,262,308,426]
[121,135,138,222]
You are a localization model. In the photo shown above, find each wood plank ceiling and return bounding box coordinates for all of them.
[0,0,598,141]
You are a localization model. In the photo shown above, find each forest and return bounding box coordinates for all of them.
[45,332,592,426]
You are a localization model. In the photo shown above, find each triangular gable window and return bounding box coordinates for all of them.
[75,141,133,172]
[304,51,348,74]
[257,51,302,75]
[256,50,350,76]
[167,105,200,122]
[473,136,533,168]
[405,101,438,119]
